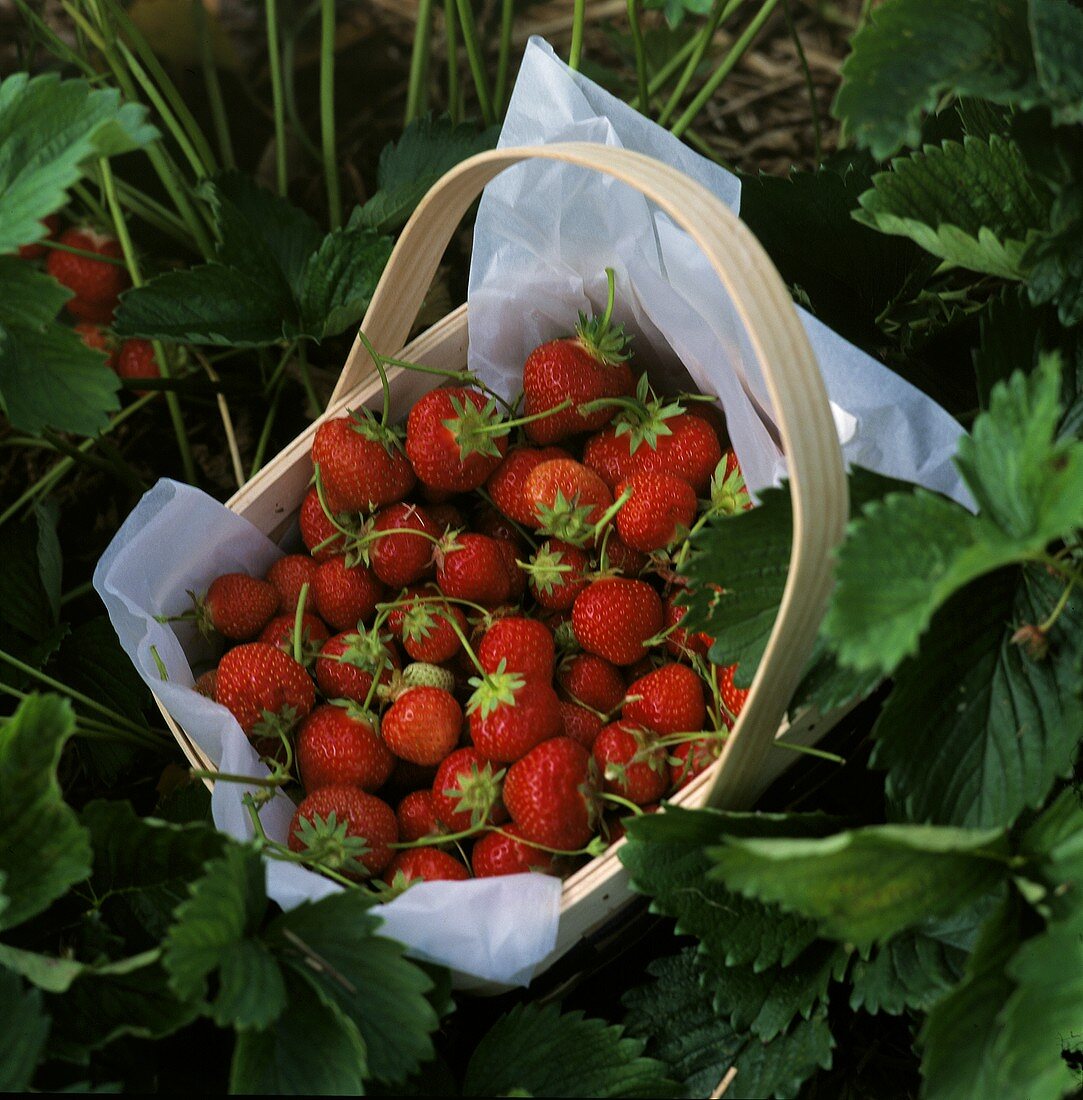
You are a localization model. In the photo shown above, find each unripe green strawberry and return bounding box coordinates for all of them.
[401,662,456,692]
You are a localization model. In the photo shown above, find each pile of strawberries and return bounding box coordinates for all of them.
[183,273,752,892]
[15,214,159,388]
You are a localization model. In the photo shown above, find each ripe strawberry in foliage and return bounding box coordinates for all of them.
[525,539,590,610]
[435,532,511,605]
[315,629,399,703]
[615,471,697,553]
[523,458,613,545]
[300,486,350,561]
[671,736,723,789]
[559,700,604,750]
[265,555,320,614]
[288,786,398,878]
[572,577,663,666]
[487,446,570,526]
[312,557,383,631]
[623,661,706,735]
[296,702,394,793]
[384,848,470,885]
[216,642,315,737]
[115,339,159,393]
[478,616,555,683]
[75,322,115,366]
[196,572,280,640]
[593,721,670,805]
[258,612,330,664]
[431,747,507,833]
[715,663,749,728]
[406,386,509,492]
[663,590,711,660]
[522,269,635,444]
[472,823,556,878]
[367,502,436,588]
[558,652,625,714]
[382,685,463,766]
[396,790,444,843]
[503,737,600,851]
[468,669,562,763]
[395,597,467,664]
[47,227,129,321]
[311,409,415,513]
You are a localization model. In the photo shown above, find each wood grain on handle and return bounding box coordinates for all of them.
[335,143,849,809]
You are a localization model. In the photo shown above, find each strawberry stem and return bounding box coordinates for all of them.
[600,791,645,815]
[356,329,393,428]
[771,741,846,765]
[472,398,575,436]
[489,825,608,858]
[293,582,310,667]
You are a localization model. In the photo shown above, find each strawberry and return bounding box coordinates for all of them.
[495,539,527,603]
[472,824,556,878]
[487,446,570,526]
[396,790,444,843]
[602,535,648,577]
[395,597,467,665]
[557,652,625,714]
[196,572,280,640]
[559,700,604,750]
[265,554,321,614]
[431,747,507,833]
[406,386,509,492]
[311,409,416,513]
[114,339,159,393]
[615,471,697,553]
[477,617,555,683]
[215,642,315,737]
[288,786,397,878]
[715,663,749,729]
[296,702,394,792]
[194,668,217,699]
[299,486,350,561]
[663,590,712,660]
[524,539,591,610]
[709,449,753,515]
[503,737,600,851]
[315,629,399,703]
[671,735,724,789]
[522,458,613,545]
[382,685,463,766]
[467,670,562,763]
[46,227,129,320]
[384,848,470,885]
[258,612,330,663]
[312,557,384,631]
[521,269,635,444]
[435,532,511,606]
[367,502,437,588]
[16,213,60,259]
[685,401,730,452]
[623,662,706,734]
[75,322,115,366]
[593,721,670,804]
[427,502,468,534]
[399,661,456,693]
[572,577,663,666]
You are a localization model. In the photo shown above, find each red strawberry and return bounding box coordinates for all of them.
[427,502,468,534]
[615,471,697,553]
[495,539,527,603]
[288,786,397,878]
[559,700,604,750]
[557,652,625,714]
[47,227,129,319]
[522,458,613,545]
[503,737,600,851]
[75,322,115,367]
[521,272,635,443]
[384,848,470,884]
[602,535,648,577]
[431,747,507,833]
[406,386,508,492]
[396,790,444,843]
[623,662,706,735]
[382,685,463,766]
[710,449,753,515]
[715,663,750,729]
[395,597,467,665]
[296,702,394,792]
[258,612,330,663]
[312,557,384,631]
[315,630,399,703]
[435,532,511,606]
[197,572,280,640]
[472,824,556,878]
[367,502,437,588]
[265,555,321,614]
[114,339,159,394]
[671,736,724,789]
[525,539,591,610]
[16,212,60,259]
[299,486,350,561]
[593,721,670,805]
[311,409,416,513]
[194,668,217,699]
[467,672,562,763]
[572,578,663,666]
[487,446,570,527]
[215,642,315,737]
[685,401,730,452]
[478,617,555,683]
[663,590,712,660]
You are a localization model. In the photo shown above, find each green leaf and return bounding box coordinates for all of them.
[297,227,392,339]
[1021,788,1083,889]
[113,263,291,346]
[0,505,61,642]
[0,71,156,255]
[854,136,1052,279]
[55,618,152,728]
[1025,184,1083,328]
[833,0,1038,159]
[994,905,1083,1098]
[162,844,283,1030]
[229,968,367,1096]
[642,0,714,29]
[351,114,498,233]
[727,1013,835,1100]
[463,1002,676,1098]
[708,824,1010,947]
[1030,0,1083,125]
[849,928,968,1016]
[34,500,61,625]
[268,891,437,1084]
[871,565,1083,828]
[0,943,86,993]
[0,694,91,931]
[0,968,50,1091]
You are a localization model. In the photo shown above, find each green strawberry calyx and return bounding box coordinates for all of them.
[466,662,525,720]
[292,811,371,870]
[441,760,507,829]
[346,404,407,455]
[575,267,632,365]
[533,489,598,547]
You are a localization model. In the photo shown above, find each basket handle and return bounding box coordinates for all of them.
[337,143,848,809]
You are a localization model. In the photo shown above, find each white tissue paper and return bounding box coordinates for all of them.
[94,37,976,992]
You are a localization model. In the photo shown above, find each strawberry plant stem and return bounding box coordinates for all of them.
[657,0,733,127]
[625,27,707,112]
[297,342,322,418]
[293,583,310,667]
[454,0,495,127]
[444,0,461,123]
[405,0,435,124]
[282,28,322,163]
[626,0,649,118]
[99,158,198,486]
[568,0,586,71]
[265,0,289,197]
[40,428,145,493]
[772,740,846,764]
[106,180,194,249]
[600,791,645,816]
[494,0,515,114]
[671,0,781,139]
[36,239,128,266]
[782,0,822,162]
[319,0,342,230]
[194,352,245,489]
[192,0,235,170]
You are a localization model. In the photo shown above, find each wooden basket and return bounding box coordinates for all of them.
[155,143,850,985]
